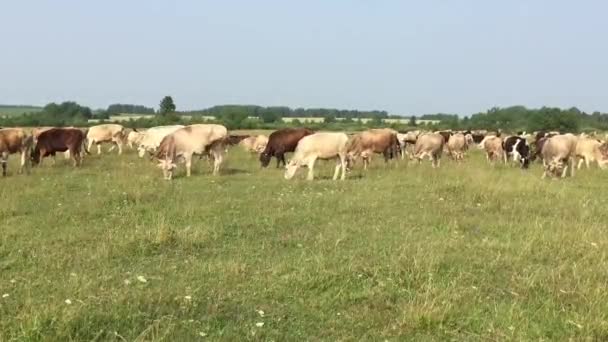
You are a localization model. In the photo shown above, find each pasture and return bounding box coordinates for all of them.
[0,106,43,117]
[2,142,608,340]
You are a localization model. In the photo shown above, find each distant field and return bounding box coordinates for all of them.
[0,106,42,117]
[1,147,608,340]
[89,115,439,125]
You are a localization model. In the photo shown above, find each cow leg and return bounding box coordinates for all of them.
[333,158,341,180]
[306,158,316,181]
[1,152,8,176]
[569,158,575,177]
[184,154,193,177]
[117,142,123,155]
[211,145,224,176]
[96,143,102,155]
[87,139,94,154]
[577,158,584,170]
[340,154,346,180]
[585,158,590,169]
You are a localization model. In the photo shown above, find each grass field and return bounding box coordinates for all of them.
[2,145,608,340]
[0,106,43,117]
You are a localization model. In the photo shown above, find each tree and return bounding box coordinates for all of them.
[159,96,176,116]
[408,116,417,126]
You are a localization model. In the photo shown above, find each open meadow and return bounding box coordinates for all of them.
[2,143,608,340]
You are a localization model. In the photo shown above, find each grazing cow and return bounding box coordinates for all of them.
[127,130,145,149]
[541,134,578,178]
[86,124,126,155]
[260,128,314,168]
[396,130,420,159]
[482,136,503,163]
[31,128,87,167]
[0,128,33,176]
[226,135,249,146]
[502,136,530,168]
[574,138,608,170]
[239,135,269,154]
[413,133,445,168]
[346,128,400,169]
[136,125,185,158]
[447,133,468,161]
[284,132,349,181]
[155,124,228,180]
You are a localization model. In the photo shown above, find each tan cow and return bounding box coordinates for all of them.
[397,130,420,159]
[541,134,578,179]
[482,136,503,164]
[137,125,184,158]
[284,132,349,181]
[86,124,126,154]
[0,128,33,176]
[413,133,445,168]
[575,137,608,170]
[346,128,400,169]
[127,130,145,149]
[156,124,228,180]
[447,133,468,161]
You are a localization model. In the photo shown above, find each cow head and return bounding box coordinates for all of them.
[259,152,272,168]
[284,160,299,180]
[157,159,177,180]
[546,159,565,178]
[30,148,41,166]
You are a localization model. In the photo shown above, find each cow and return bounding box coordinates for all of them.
[31,128,87,167]
[446,133,468,161]
[574,137,608,170]
[0,128,33,176]
[32,126,73,162]
[137,125,185,158]
[397,130,420,159]
[413,133,445,168]
[467,130,487,144]
[482,136,503,164]
[238,135,269,154]
[226,135,250,146]
[86,124,126,155]
[127,129,145,149]
[284,132,349,181]
[541,134,578,179]
[346,128,400,170]
[260,128,314,168]
[155,124,228,180]
[502,136,530,168]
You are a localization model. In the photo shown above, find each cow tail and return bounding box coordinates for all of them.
[82,128,90,154]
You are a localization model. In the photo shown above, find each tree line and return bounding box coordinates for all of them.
[2,98,608,133]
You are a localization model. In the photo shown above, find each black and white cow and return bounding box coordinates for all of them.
[503,136,530,168]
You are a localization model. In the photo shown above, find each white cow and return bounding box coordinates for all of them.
[137,125,185,158]
[541,134,578,179]
[156,124,228,180]
[86,124,126,155]
[413,133,445,168]
[127,130,145,149]
[575,137,608,170]
[284,132,349,181]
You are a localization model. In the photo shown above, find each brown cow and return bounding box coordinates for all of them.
[0,128,33,176]
[260,128,314,168]
[346,128,400,169]
[31,128,87,167]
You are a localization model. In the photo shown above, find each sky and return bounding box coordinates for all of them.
[1,0,607,116]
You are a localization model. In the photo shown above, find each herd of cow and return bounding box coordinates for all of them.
[1,123,607,180]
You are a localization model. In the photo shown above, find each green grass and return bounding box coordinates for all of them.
[2,147,608,340]
[0,105,43,117]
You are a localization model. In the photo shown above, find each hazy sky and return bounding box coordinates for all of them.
[2,0,607,115]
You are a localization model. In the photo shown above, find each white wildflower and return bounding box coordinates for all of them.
[257,310,264,317]
[2,293,9,298]
[255,322,264,327]
[199,332,207,337]
[137,276,147,283]
[124,279,131,285]
[10,279,16,283]
[184,295,192,300]
[65,299,72,305]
